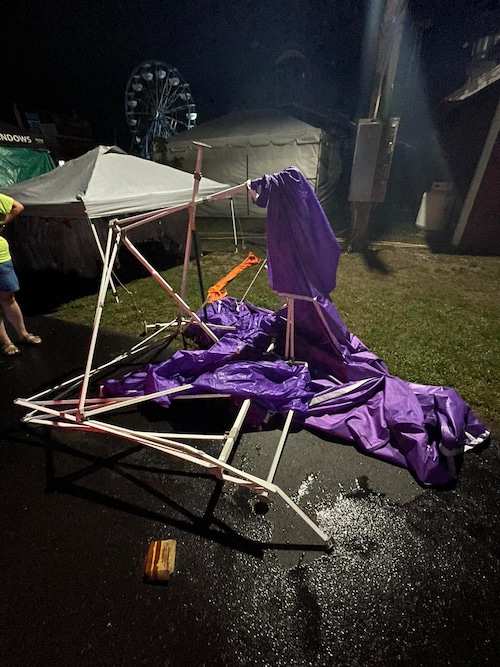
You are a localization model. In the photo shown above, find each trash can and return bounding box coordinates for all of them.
[415,182,455,231]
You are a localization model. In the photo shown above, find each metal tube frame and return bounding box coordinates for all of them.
[14,152,332,548]
[16,390,330,546]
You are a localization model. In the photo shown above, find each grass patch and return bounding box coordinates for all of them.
[51,240,500,433]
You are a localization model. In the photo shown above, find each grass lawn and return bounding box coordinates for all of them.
[51,233,500,435]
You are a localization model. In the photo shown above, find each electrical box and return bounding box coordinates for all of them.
[349,119,384,202]
[349,117,399,203]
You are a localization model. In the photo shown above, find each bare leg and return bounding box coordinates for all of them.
[0,292,41,344]
[0,316,13,345]
[0,314,19,354]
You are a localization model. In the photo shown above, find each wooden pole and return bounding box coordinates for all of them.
[348,0,408,252]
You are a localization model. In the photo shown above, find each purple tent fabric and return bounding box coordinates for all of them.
[250,167,341,297]
[103,167,489,487]
[105,332,313,413]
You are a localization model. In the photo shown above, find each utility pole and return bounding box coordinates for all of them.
[347,0,408,252]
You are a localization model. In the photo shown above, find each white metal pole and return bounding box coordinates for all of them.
[267,409,294,483]
[77,224,121,418]
[122,235,218,343]
[180,142,207,299]
[285,296,295,360]
[230,198,238,251]
[218,399,251,463]
[240,259,267,303]
[88,218,119,301]
[274,486,331,545]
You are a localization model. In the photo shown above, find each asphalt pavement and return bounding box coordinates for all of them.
[1,314,499,666]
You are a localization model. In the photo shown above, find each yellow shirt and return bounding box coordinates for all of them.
[0,193,14,219]
[0,236,10,263]
[0,193,14,263]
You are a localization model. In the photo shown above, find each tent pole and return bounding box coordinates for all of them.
[77,223,121,418]
[116,182,250,232]
[180,142,208,300]
[16,398,331,546]
[267,409,294,483]
[230,198,238,252]
[192,229,208,319]
[284,296,295,361]
[88,217,119,302]
[239,259,267,303]
[279,292,345,360]
[122,235,218,344]
[179,205,194,302]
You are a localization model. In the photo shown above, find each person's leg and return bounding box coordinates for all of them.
[0,315,13,345]
[0,313,19,355]
[0,292,41,344]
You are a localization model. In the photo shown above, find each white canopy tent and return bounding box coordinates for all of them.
[3,145,238,277]
[4,144,233,218]
[165,109,341,218]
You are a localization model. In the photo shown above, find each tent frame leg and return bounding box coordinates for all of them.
[13,152,333,549]
[279,292,345,361]
[15,392,331,548]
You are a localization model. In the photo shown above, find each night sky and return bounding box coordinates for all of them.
[2,0,499,147]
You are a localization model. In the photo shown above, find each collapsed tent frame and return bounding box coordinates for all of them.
[15,145,332,550]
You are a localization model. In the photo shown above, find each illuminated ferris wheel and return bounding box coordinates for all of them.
[125,60,197,159]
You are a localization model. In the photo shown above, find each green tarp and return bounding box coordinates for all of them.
[0,147,55,188]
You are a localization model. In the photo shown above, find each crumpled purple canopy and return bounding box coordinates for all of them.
[251,168,341,297]
[103,167,489,487]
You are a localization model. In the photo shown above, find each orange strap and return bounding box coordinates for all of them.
[207,252,261,302]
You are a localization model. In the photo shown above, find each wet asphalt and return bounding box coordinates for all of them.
[1,314,499,666]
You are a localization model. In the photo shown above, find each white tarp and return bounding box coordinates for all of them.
[2,145,233,276]
[3,145,231,219]
[165,109,339,217]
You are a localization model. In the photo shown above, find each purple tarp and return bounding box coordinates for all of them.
[103,167,489,487]
[251,168,341,298]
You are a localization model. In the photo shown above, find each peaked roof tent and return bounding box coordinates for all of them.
[165,109,341,218]
[166,109,323,150]
[3,145,232,219]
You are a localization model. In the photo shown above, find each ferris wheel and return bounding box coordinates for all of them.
[125,60,197,159]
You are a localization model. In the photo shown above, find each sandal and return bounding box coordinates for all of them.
[2,343,20,356]
[21,333,42,345]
